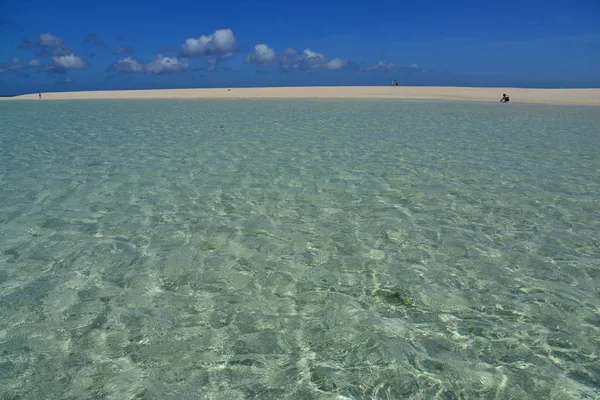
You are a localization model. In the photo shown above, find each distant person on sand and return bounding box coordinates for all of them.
[39,93,42,99]
[390,79,394,86]
[395,80,399,86]
[500,93,510,103]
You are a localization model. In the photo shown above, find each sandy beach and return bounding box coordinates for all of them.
[3,86,600,106]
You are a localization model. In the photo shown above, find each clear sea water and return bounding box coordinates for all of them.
[0,99,599,400]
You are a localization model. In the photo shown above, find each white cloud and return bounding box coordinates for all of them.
[300,49,327,68]
[112,57,144,72]
[206,52,234,67]
[0,57,32,72]
[34,33,72,57]
[181,29,236,58]
[53,46,72,57]
[38,33,63,47]
[361,60,396,71]
[279,48,347,71]
[52,54,85,70]
[8,57,23,70]
[245,44,276,66]
[279,49,298,71]
[145,54,189,74]
[110,55,189,74]
[0,57,48,73]
[325,58,347,70]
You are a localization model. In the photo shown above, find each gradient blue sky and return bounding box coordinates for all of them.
[1,0,599,95]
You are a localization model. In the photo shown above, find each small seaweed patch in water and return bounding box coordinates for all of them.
[375,289,414,306]
[88,363,120,397]
[200,242,217,251]
[3,248,19,263]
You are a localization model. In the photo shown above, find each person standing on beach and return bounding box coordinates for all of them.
[395,80,399,86]
[39,93,42,99]
[390,79,394,86]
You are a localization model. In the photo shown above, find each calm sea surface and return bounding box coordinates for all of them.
[1,100,599,399]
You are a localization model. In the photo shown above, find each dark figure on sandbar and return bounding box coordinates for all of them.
[500,93,510,103]
[395,80,399,86]
[39,93,42,99]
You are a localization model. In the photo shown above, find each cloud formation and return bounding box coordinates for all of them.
[325,58,347,70]
[0,57,43,73]
[181,29,236,58]
[361,60,396,71]
[37,33,63,48]
[22,33,87,72]
[278,48,348,71]
[111,55,189,74]
[0,57,25,73]
[51,54,86,70]
[245,44,276,66]
[112,57,144,72]
[146,55,189,74]
[34,33,71,56]
[245,45,348,71]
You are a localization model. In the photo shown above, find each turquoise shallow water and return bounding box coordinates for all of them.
[0,99,599,399]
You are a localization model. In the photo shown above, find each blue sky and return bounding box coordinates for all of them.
[1,0,599,95]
